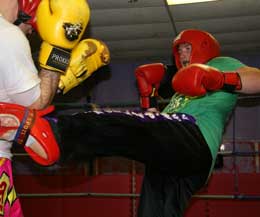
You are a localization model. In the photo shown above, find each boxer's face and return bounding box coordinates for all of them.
[178,43,192,67]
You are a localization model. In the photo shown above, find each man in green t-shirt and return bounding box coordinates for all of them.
[1,29,260,217]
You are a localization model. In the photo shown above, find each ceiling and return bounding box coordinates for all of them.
[82,0,260,63]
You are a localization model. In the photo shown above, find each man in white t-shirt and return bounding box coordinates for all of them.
[0,0,60,216]
[0,0,93,215]
[0,0,104,215]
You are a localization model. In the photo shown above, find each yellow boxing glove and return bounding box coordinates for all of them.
[36,0,90,73]
[58,39,110,94]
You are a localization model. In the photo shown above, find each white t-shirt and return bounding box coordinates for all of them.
[0,15,41,159]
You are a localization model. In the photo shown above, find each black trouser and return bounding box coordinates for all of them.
[54,110,212,217]
[138,167,208,217]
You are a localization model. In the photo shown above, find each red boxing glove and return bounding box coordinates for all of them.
[14,0,41,30]
[135,63,165,109]
[0,102,60,166]
[172,63,242,96]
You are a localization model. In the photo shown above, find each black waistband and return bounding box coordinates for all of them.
[80,110,197,124]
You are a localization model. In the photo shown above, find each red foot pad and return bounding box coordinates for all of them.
[0,102,60,166]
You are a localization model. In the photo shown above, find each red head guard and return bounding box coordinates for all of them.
[172,29,220,69]
[14,0,41,30]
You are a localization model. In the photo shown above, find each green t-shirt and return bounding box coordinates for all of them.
[162,56,245,171]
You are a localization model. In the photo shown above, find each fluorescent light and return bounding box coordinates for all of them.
[167,0,218,5]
